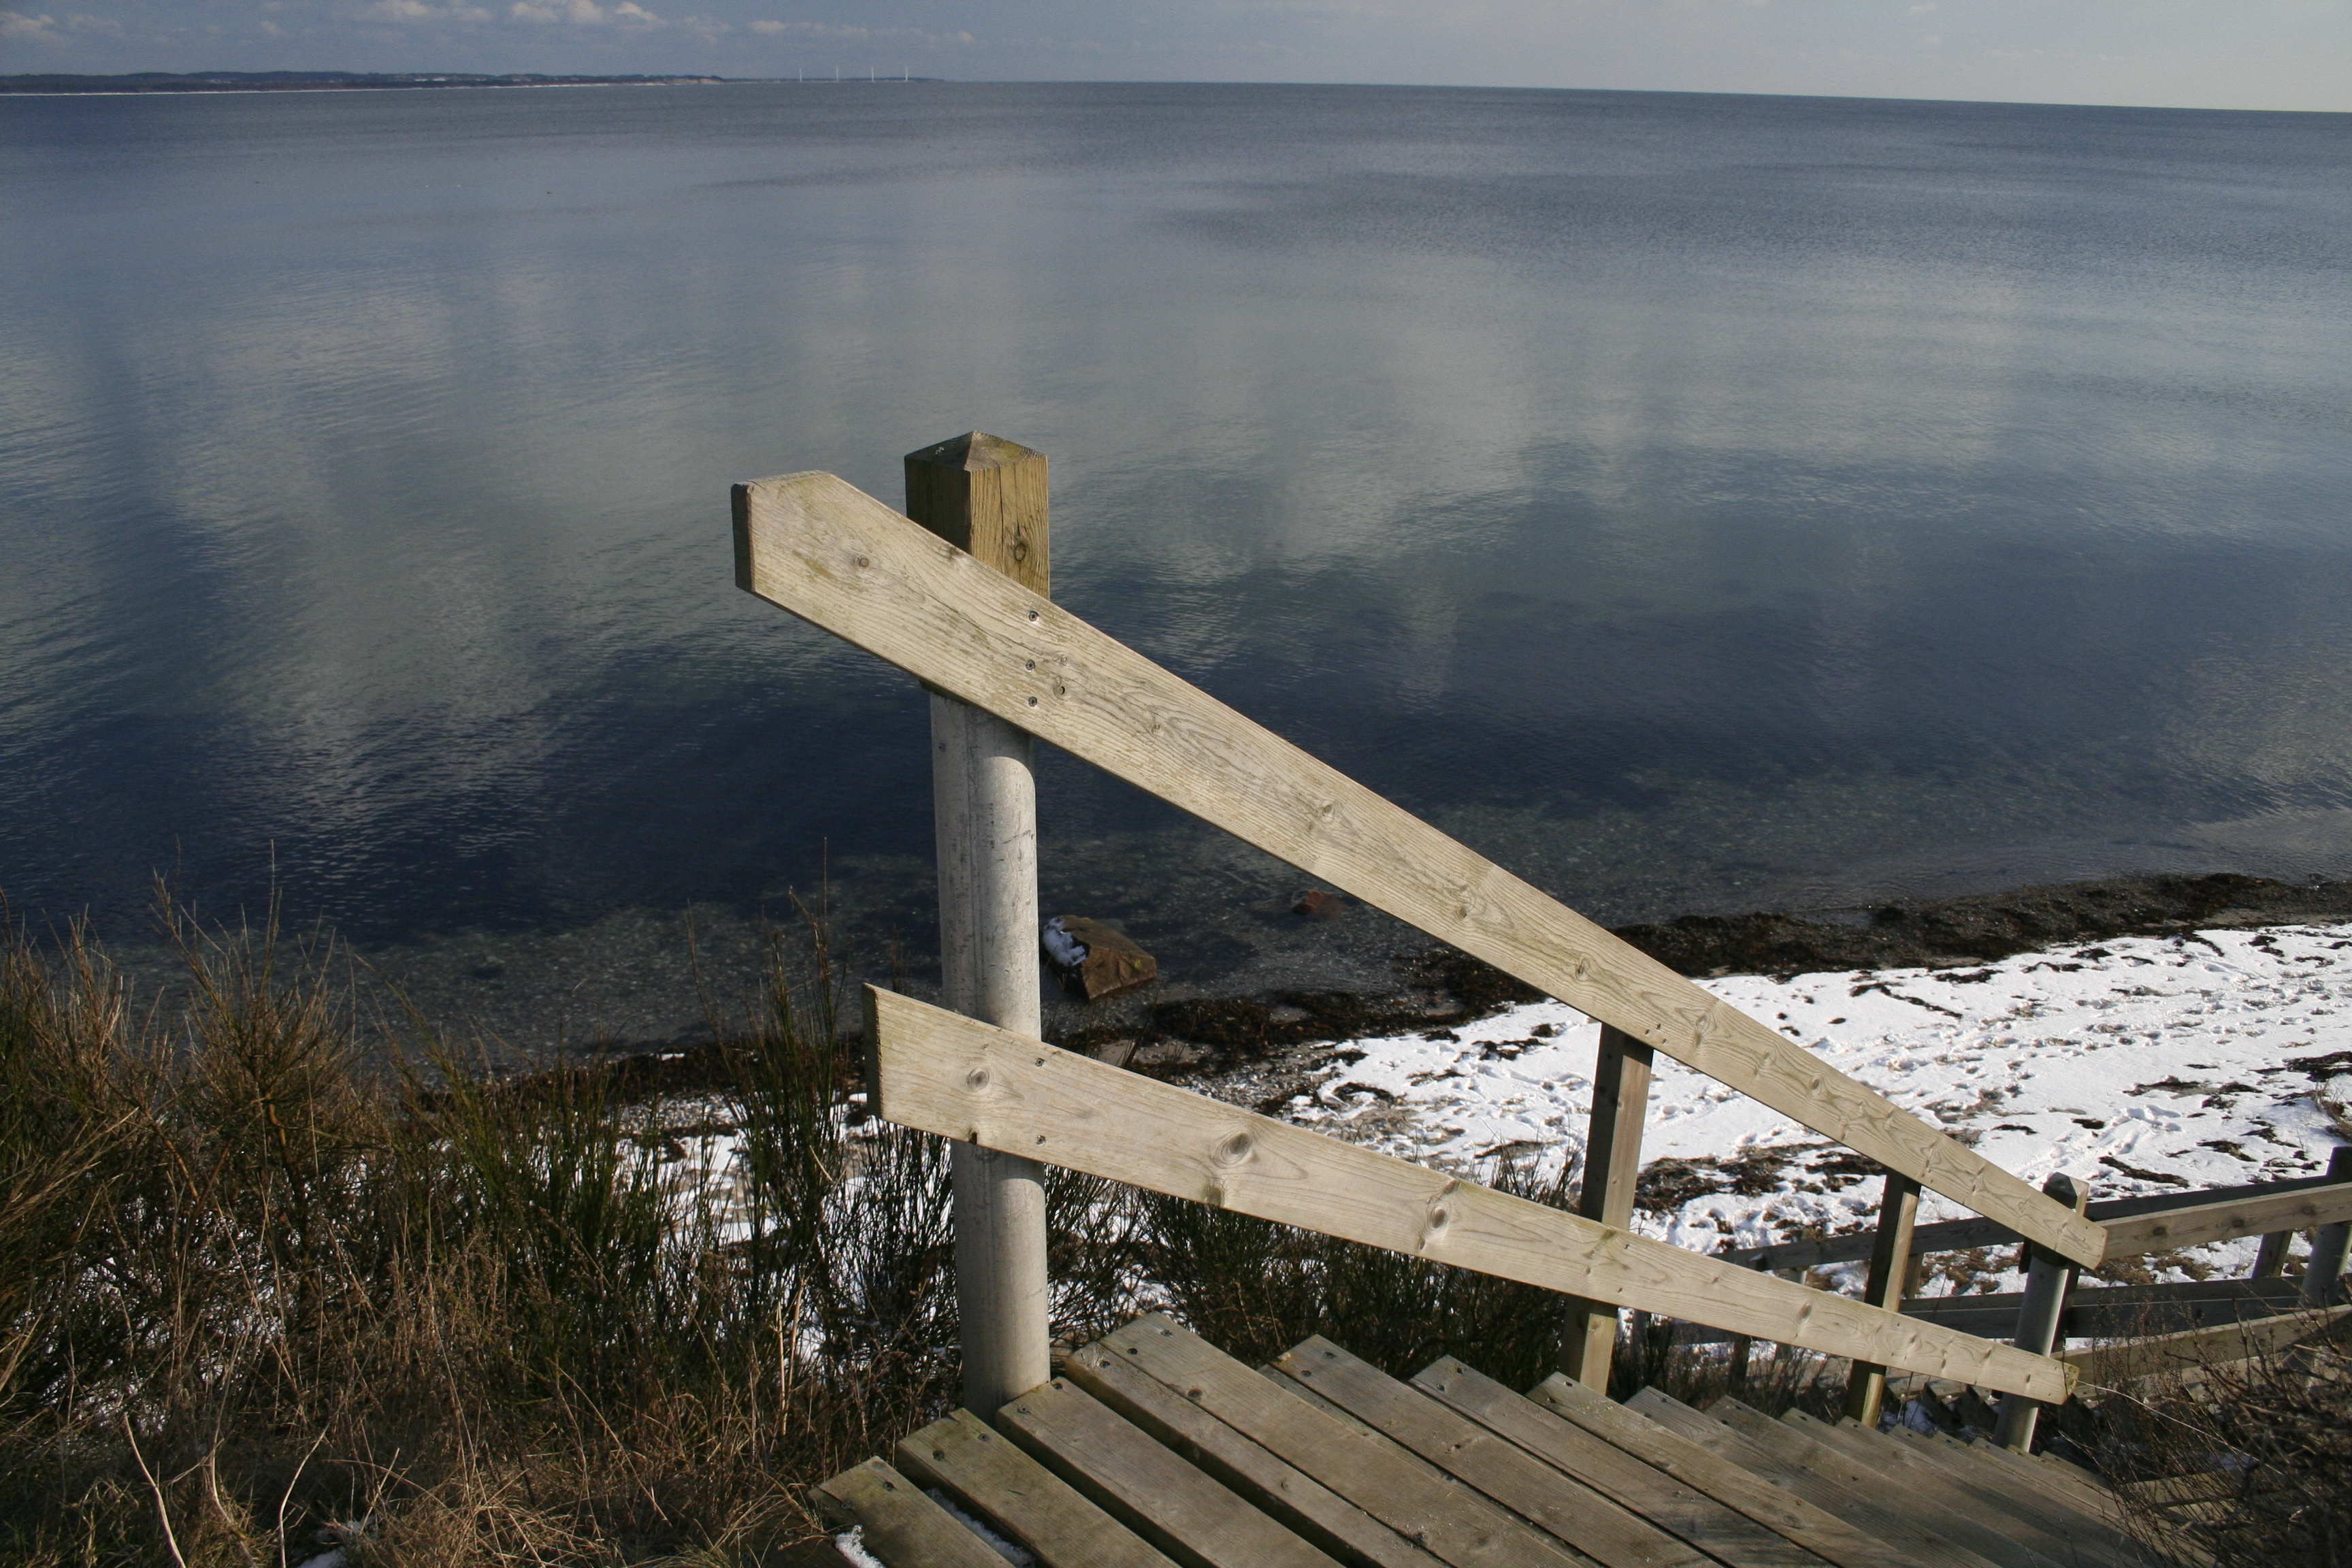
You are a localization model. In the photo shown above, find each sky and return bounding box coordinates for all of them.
[1,0,2348,112]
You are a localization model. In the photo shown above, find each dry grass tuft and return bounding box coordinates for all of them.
[0,889,964,1566]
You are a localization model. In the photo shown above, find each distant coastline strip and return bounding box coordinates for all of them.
[0,71,940,95]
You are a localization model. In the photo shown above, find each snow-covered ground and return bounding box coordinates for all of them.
[1282,922,2352,1298]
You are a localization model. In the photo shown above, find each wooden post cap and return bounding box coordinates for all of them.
[904,431,1049,595]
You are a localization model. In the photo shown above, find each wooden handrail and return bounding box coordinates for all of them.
[860,984,2076,1401]
[734,468,2104,1267]
[1718,1169,2352,1272]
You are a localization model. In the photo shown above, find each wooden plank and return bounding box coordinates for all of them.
[996,1377,1341,1568]
[1519,1373,1910,1568]
[1785,1415,2128,1568]
[734,470,2104,1269]
[1410,1360,1827,1568]
[1908,1433,2138,1552]
[1841,1173,1920,1428]
[1699,1403,2054,1568]
[895,1408,1178,1568]
[1270,1338,1711,1568]
[1619,1390,2002,1568]
[1956,1446,2136,1551]
[1063,1337,1449,1568]
[2058,1301,2352,1387]
[1893,1277,2302,1339]
[1671,1277,2304,1345]
[864,985,2075,1401]
[815,1458,1009,1568]
[1718,1172,2351,1273]
[1562,1028,1651,1388]
[2100,1178,2352,1258]
[1096,1316,1586,1568]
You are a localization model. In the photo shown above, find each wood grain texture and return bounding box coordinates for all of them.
[896,1409,1177,1568]
[996,1377,1340,1568]
[1272,1338,1710,1568]
[2100,1179,2352,1258]
[1930,1436,2130,1542]
[814,1458,1008,1568]
[1703,1404,2053,1568]
[866,986,2075,1399]
[1893,1431,2138,1562]
[903,432,1049,594]
[1409,1360,1827,1568]
[1520,1375,1910,1568]
[1063,1339,1450,1568]
[1783,1414,2126,1568]
[1098,1316,1586,1568]
[1620,1390,2002,1568]
[731,469,2102,1268]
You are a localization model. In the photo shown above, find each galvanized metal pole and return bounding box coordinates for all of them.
[907,431,1053,1416]
[1995,1171,2087,1451]
[2301,1147,2352,1307]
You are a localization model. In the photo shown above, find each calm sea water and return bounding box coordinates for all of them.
[3,83,2349,1046]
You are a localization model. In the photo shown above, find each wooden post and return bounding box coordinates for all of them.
[1560,1025,1652,1390]
[1994,1171,2087,1451]
[2250,1229,2291,1279]
[2302,1147,2352,1307]
[1841,1171,1922,1428]
[909,431,1052,1416]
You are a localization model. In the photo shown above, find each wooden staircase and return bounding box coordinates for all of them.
[816,1314,2153,1568]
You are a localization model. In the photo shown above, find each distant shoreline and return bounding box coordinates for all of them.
[0,71,941,96]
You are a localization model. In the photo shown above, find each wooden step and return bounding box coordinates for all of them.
[1098,1315,1585,1568]
[995,1375,1341,1568]
[1520,1373,1913,1568]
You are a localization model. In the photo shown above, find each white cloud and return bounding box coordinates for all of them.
[0,8,68,42]
[742,17,980,44]
[363,0,491,20]
[65,10,120,33]
[509,0,655,24]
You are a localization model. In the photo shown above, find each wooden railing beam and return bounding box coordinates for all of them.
[730,468,2105,1268]
[860,984,2077,1401]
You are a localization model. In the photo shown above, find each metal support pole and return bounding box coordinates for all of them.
[1995,1171,2087,1451]
[1560,1025,1652,1390]
[909,431,1053,1416]
[1843,1171,1923,1428]
[2302,1147,2352,1307]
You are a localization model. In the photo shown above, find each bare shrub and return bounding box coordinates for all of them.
[2097,1320,2352,1568]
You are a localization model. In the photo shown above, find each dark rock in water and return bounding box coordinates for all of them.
[1292,889,1348,920]
[1042,915,1158,1001]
